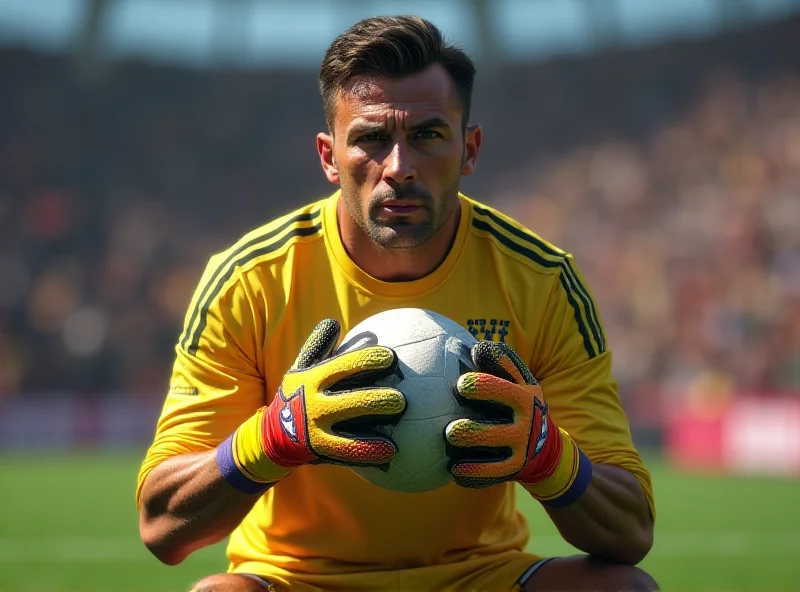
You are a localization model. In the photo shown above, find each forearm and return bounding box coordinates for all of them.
[534,463,653,564]
[138,449,268,565]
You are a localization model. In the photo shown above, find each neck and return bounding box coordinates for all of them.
[337,199,461,282]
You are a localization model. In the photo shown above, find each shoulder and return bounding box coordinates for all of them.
[462,196,607,362]
[195,198,326,308]
[207,199,326,279]
[180,200,327,355]
[463,194,570,277]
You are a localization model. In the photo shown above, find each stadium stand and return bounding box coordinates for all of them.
[0,16,798,422]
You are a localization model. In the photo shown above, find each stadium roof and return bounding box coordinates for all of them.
[1,0,799,68]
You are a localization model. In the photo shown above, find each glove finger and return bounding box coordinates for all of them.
[471,341,537,386]
[445,417,513,449]
[292,318,341,370]
[324,387,407,423]
[456,372,539,418]
[450,458,523,489]
[312,431,398,465]
[318,345,398,391]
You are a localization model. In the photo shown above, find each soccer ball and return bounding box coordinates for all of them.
[336,308,477,493]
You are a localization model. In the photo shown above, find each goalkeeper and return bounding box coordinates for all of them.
[137,14,657,592]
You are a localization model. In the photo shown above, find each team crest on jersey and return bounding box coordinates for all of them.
[466,318,510,342]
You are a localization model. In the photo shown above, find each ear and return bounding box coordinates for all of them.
[317,132,340,184]
[460,125,482,177]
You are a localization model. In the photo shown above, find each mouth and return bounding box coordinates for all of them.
[378,200,422,215]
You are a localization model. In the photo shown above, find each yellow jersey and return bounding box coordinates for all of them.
[137,191,654,577]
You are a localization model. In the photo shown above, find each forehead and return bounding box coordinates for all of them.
[333,64,461,127]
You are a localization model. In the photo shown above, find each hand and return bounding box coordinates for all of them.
[445,341,592,506]
[217,319,406,492]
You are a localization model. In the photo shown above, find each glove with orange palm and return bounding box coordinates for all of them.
[445,341,592,506]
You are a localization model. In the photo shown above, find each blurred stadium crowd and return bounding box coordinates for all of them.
[1,17,799,416]
[509,71,800,405]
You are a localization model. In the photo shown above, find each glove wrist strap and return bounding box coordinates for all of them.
[216,435,269,494]
[522,428,593,507]
[217,408,292,492]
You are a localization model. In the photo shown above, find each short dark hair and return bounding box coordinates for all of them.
[319,15,476,132]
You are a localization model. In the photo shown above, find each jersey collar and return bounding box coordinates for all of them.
[323,190,471,299]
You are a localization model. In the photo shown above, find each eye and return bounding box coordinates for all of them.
[414,129,443,140]
[357,133,386,143]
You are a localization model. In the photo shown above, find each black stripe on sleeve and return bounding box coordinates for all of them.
[473,205,605,354]
[471,214,599,359]
[186,222,322,356]
[564,257,605,353]
[179,210,320,351]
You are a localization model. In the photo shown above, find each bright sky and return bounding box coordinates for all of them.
[0,0,798,67]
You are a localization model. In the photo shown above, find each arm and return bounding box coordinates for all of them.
[136,262,404,565]
[531,257,655,564]
[139,450,269,565]
[136,265,269,565]
[448,255,654,564]
[450,345,654,564]
[138,319,403,565]
[543,463,653,564]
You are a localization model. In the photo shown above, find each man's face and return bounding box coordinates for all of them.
[318,64,481,249]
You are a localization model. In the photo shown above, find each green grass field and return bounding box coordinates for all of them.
[0,453,798,592]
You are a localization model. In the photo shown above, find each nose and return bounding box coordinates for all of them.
[382,142,417,185]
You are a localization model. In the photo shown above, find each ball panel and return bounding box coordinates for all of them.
[445,333,478,384]
[394,376,459,420]
[336,308,478,493]
[390,415,452,472]
[392,336,447,378]
[357,309,448,349]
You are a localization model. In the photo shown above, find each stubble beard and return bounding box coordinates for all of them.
[341,178,461,250]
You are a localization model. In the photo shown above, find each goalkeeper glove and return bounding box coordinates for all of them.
[445,341,592,507]
[217,318,406,493]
